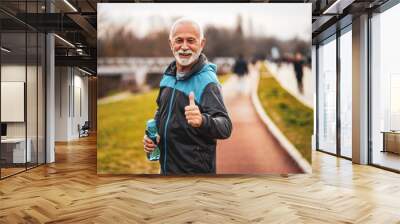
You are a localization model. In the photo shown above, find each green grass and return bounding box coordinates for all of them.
[257,65,313,163]
[218,73,232,84]
[97,90,160,174]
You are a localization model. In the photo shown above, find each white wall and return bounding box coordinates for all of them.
[1,64,46,164]
[55,67,70,141]
[352,14,369,164]
[46,32,55,163]
[55,67,89,141]
[1,65,30,138]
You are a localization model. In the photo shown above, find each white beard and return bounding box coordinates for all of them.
[173,48,202,66]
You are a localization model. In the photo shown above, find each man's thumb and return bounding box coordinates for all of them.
[189,92,195,106]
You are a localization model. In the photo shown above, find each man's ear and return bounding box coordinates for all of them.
[201,38,206,49]
[169,39,174,51]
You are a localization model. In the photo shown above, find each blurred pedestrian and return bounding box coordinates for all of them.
[233,54,249,94]
[292,52,305,94]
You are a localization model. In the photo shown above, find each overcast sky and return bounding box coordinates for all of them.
[98,3,311,41]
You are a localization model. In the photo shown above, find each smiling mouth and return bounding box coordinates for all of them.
[179,52,192,58]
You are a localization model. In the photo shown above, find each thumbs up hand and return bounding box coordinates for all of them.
[185,92,203,128]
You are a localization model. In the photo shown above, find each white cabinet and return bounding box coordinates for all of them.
[1,138,32,163]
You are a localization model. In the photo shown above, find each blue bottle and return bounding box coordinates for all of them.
[145,119,160,161]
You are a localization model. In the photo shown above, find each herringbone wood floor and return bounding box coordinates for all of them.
[1,135,400,223]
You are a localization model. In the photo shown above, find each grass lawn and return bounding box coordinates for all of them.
[97,73,230,174]
[218,73,232,84]
[98,89,160,174]
[257,63,313,163]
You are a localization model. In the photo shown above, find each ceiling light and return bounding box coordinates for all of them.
[54,34,75,48]
[1,47,11,53]
[63,0,78,12]
[76,48,85,55]
[78,67,93,76]
[323,0,355,15]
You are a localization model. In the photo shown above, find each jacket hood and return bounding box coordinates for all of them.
[165,53,214,80]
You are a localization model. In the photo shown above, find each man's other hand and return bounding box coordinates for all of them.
[143,135,159,153]
[184,91,203,128]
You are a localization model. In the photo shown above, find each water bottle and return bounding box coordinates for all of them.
[145,119,160,161]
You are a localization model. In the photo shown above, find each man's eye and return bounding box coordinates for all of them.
[175,39,183,44]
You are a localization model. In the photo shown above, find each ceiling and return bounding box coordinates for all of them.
[0,0,392,74]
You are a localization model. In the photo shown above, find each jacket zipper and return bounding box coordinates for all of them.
[163,79,178,175]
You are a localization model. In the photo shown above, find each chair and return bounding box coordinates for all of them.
[79,121,90,138]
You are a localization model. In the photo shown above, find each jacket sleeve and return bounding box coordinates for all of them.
[198,83,232,139]
[154,88,162,131]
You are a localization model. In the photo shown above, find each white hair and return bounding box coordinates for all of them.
[169,17,204,41]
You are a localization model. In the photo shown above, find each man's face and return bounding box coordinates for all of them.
[169,23,205,67]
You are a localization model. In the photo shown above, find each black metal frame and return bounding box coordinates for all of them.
[0,0,47,180]
[336,23,341,158]
[0,18,2,179]
[367,0,400,172]
[44,0,47,165]
[36,1,39,169]
[316,0,400,171]
[315,20,353,162]
[315,44,319,152]
[25,2,28,171]
[367,10,373,166]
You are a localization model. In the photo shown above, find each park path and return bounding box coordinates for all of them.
[216,64,303,174]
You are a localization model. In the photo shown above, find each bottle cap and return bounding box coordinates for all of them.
[147,119,156,128]
[147,119,157,133]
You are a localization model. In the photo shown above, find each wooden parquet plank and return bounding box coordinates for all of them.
[0,135,400,223]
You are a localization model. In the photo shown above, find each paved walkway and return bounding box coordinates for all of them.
[216,64,302,174]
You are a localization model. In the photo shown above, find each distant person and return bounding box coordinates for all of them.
[292,52,305,94]
[143,17,232,175]
[232,54,249,94]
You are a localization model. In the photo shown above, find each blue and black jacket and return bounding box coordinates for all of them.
[154,54,232,175]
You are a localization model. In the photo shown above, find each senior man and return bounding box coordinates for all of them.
[143,17,232,175]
